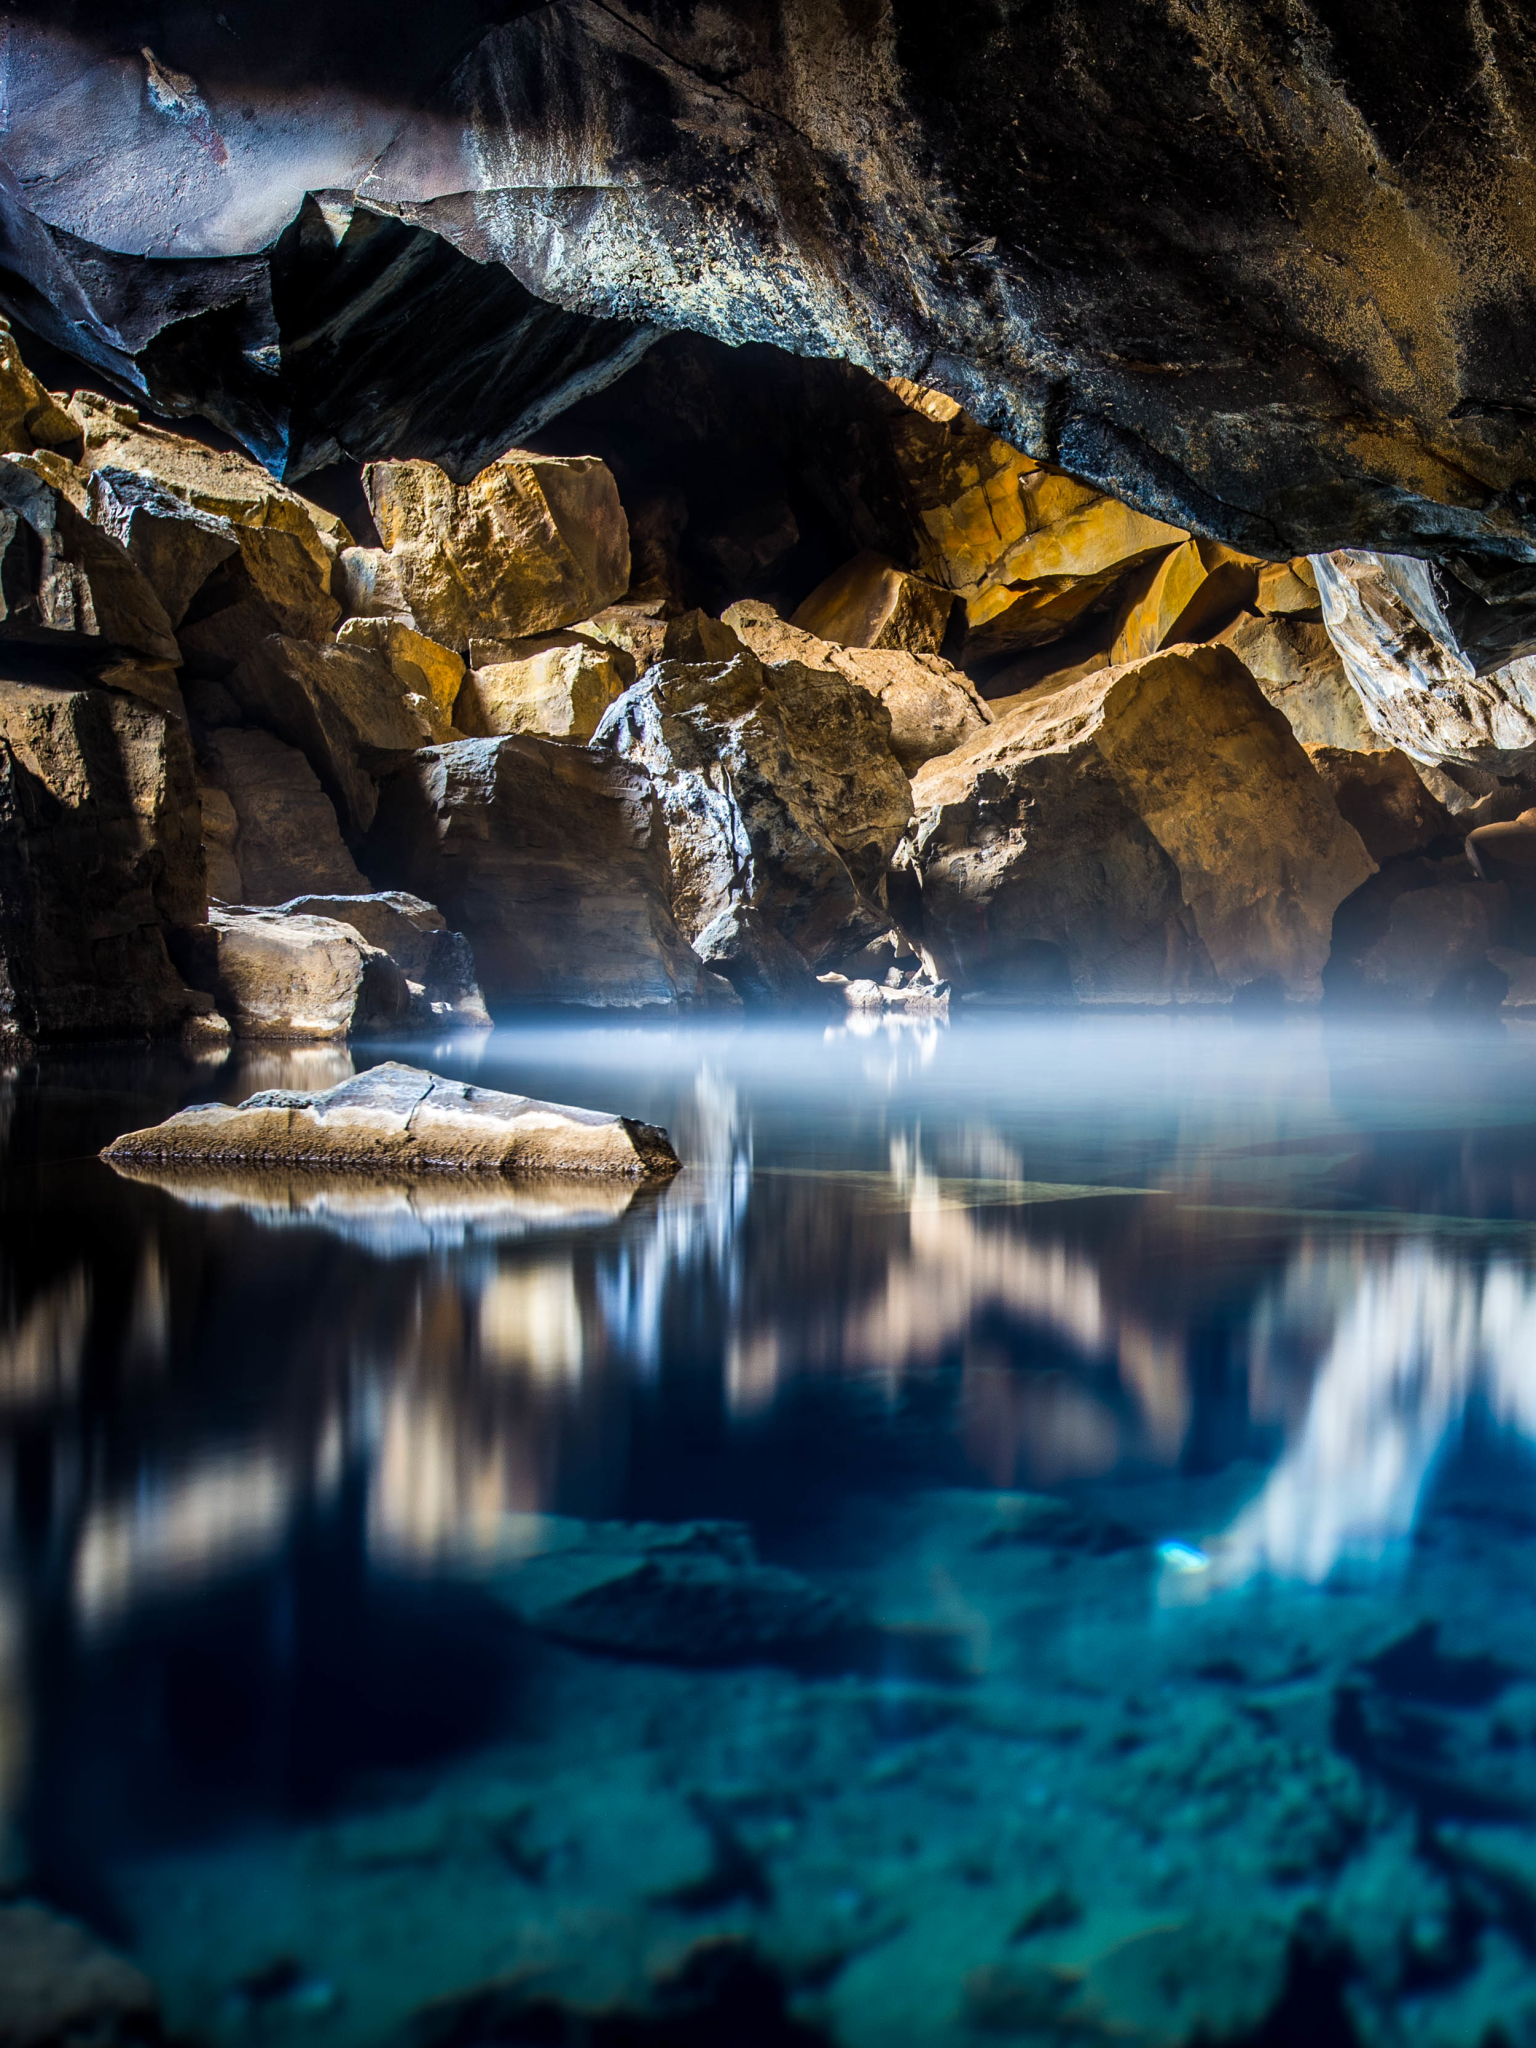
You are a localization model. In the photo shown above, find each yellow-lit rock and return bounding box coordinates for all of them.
[1111,537,1262,665]
[336,617,465,742]
[913,643,1374,1000]
[0,320,81,456]
[361,452,630,653]
[790,549,952,654]
[1256,558,1320,617]
[1214,611,1373,749]
[457,632,632,741]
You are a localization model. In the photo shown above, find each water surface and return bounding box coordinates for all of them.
[5,1013,1536,2047]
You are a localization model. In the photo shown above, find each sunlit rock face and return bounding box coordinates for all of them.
[7,2,1536,579]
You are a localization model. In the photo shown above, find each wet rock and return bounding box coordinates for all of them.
[0,455,180,663]
[334,617,465,743]
[1109,537,1261,665]
[723,601,991,771]
[223,635,423,835]
[266,891,490,1029]
[457,631,632,741]
[199,727,369,905]
[1305,748,1453,864]
[1213,611,1372,748]
[913,645,1374,1001]
[1312,550,1536,770]
[102,1061,682,1179]
[0,1899,160,2048]
[597,651,913,985]
[0,673,205,1038]
[790,550,952,655]
[357,453,629,653]
[81,467,239,628]
[491,1517,866,1669]
[171,906,409,1042]
[367,736,721,1010]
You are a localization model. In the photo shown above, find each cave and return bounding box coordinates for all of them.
[2,9,1536,2048]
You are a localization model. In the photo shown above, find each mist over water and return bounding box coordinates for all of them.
[5,1012,1536,2044]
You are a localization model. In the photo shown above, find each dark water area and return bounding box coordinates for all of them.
[6,1013,1536,2046]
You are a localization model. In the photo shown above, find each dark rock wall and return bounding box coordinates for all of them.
[4,3,1536,572]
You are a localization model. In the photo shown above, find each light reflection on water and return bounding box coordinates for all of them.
[5,1014,1536,2041]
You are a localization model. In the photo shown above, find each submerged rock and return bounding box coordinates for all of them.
[102,1061,683,1178]
[356,453,630,652]
[368,736,722,1010]
[913,645,1374,1001]
[0,1900,160,2048]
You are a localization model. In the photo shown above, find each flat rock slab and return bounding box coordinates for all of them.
[100,1061,681,1180]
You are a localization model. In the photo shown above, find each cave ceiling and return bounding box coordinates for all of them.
[6,0,1536,573]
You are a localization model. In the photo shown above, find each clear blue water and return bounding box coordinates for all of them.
[6,1013,1536,2046]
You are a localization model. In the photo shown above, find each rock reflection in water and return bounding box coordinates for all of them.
[1213,1239,1536,1584]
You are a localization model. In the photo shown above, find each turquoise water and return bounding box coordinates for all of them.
[6,1014,1536,2046]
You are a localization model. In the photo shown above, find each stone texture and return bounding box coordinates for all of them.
[223,635,423,835]
[596,650,913,984]
[1256,559,1320,619]
[176,527,341,678]
[789,550,952,655]
[199,727,369,905]
[82,467,238,627]
[268,891,490,1028]
[1214,611,1373,749]
[1305,747,1454,865]
[367,736,721,1010]
[358,454,629,653]
[584,594,672,676]
[0,672,205,1038]
[198,779,243,901]
[1353,875,1509,1008]
[1110,538,1261,665]
[0,323,81,459]
[102,1061,682,1179]
[1312,550,1536,769]
[722,600,991,771]
[0,455,180,663]
[913,645,1374,1001]
[172,906,408,1041]
[0,1900,160,2048]
[457,632,631,741]
[335,617,465,742]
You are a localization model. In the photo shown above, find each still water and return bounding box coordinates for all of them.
[5,1013,1536,2047]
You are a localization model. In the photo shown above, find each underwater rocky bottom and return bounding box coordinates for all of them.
[6,1012,1536,2048]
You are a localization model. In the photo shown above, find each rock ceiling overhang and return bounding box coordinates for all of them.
[6,0,1536,580]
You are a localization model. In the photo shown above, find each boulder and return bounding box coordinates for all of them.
[1109,536,1261,664]
[81,466,239,626]
[0,454,180,662]
[1214,611,1373,748]
[0,1900,160,2048]
[1312,550,1536,769]
[67,391,347,579]
[223,635,424,835]
[912,644,1375,1001]
[265,891,490,1028]
[171,906,409,1041]
[789,549,952,654]
[358,452,630,652]
[335,616,465,742]
[584,593,672,675]
[957,492,1187,666]
[1348,872,1509,1008]
[1256,558,1321,618]
[0,672,205,1038]
[1305,747,1453,864]
[175,527,341,677]
[199,727,369,904]
[722,600,991,770]
[102,1060,683,1179]
[596,650,913,984]
[0,322,81,458]
[93,657,184,721]
[456,631,632,741]
[367,735,722,1010]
